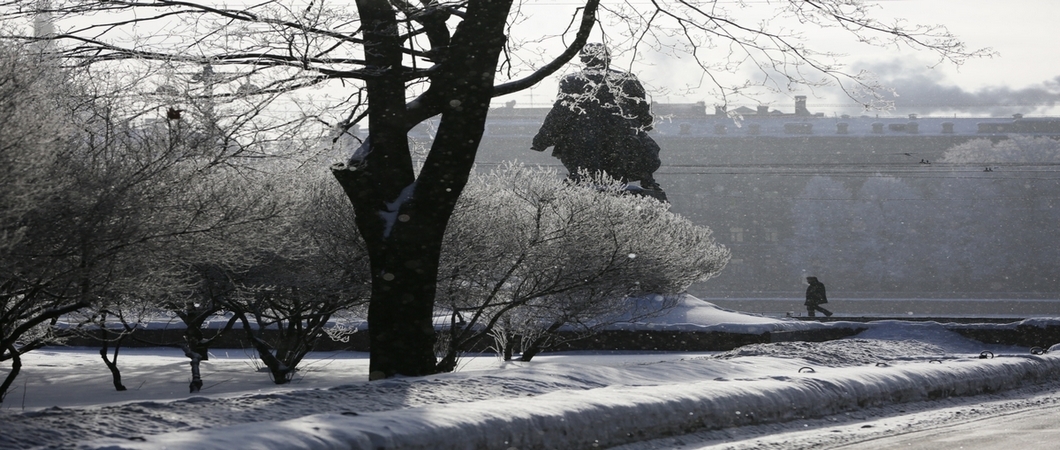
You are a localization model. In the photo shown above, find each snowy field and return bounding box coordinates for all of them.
[2,297,1060,449]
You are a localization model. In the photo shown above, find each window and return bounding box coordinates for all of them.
[729,227,744,242]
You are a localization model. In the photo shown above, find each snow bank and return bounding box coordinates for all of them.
[82,352,1060,450]
[607,295,823,333]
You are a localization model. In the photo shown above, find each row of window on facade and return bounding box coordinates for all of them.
[729,227,778,243]
[680,121,966,136]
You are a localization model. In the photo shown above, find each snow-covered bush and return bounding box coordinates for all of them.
[0,44,316,398]
[435,164,729,367]
[214,169,371,385]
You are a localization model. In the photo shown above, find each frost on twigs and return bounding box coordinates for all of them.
[434,163,730,363]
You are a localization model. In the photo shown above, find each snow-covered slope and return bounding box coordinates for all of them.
[3,299,1059,449]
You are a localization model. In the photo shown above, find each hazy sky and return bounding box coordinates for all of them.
[34,0,1058,119]
[498,0,1060,118]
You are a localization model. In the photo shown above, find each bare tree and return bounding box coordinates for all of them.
[8,0,987,378]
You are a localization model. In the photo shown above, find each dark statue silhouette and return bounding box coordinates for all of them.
[532,43,667,202]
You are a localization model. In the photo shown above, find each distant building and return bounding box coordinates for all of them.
[405,98,1060,299]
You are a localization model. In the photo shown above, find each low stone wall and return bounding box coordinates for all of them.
[62,328,372,353]
[769,327,866,343]
[949,324,1060,349]
[61,326,866,353]
[548,330,770,352]
[58,321,1058,354]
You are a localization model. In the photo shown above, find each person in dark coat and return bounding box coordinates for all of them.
[531,43,665,199]
[804,276,833,317]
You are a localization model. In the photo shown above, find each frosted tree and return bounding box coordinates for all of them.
[942,136,1060,165]
[0,44,83,400]
[0,44,291,401]
[225,170,371,385]
[435,165,728,366]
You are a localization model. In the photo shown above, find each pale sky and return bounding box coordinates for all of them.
[31,0,1060,119]
[499,0,1060,118]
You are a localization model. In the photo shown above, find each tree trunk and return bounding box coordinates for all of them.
[182,339,208,393]
[362,232,447,379]
[187,350,204,393]
[436,318,465,373]
[182,323,208,393]
[178,310,238,394]
[335,0,514,380]
[233,311,294,384]
[99,335,128,391]
[503,333,515,361]
[519,337,548,362]
[519,322,566,362]
[0,344,22,403]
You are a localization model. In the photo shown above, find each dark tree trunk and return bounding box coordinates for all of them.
[364,239,447,380]
[182,324,207,393]
[520,338,548,362]
[99,333,128,391]
[437,351,457,373]
[333,0,599,379]
[334,0,514,380]
[436,317,464,373]
[0,344,22,403]
[182,329,209,393]
[186,349,204,393]
[503,333,516,361]
[233,311,295,384]
[177,307,238,394]
[519,322,566,362]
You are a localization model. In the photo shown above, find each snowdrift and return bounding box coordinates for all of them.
[83,350,1060,450]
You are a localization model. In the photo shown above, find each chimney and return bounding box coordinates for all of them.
[33,0,55,52]
[794,96,809,116]
[714,105,727,117]
[757,105,769,115]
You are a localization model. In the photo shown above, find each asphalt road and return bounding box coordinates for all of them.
[610,381,1060,450]
[832,404,1060,450]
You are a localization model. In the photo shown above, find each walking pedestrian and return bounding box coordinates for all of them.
[805,276,833,317]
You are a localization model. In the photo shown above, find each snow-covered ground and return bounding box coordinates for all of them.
[2,297,1059,449]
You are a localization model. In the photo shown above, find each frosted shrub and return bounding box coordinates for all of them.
[0,45,78,401]
[435,164,729,367]
[941,136,1060,164]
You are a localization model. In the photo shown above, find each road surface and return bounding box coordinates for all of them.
[833,404,1060,449]
[611,380,1060,449]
